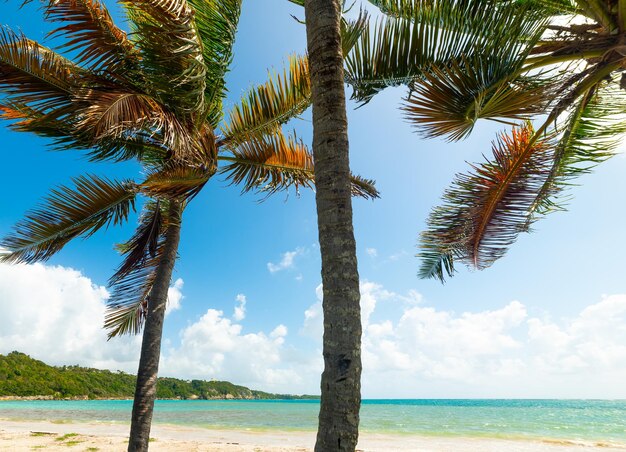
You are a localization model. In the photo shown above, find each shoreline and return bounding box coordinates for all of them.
[0,395,319,402]
[1,419,625,451]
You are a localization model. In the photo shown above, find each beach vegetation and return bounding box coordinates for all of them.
[0,352,318,400]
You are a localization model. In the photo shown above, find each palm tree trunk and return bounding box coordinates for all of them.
[127,201,182,452]
[304,1,362,450]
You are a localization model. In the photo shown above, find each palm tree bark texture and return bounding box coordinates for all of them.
[304,0,362,450]
[128,201,182,452]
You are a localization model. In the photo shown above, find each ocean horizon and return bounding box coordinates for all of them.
[0,399,624,445]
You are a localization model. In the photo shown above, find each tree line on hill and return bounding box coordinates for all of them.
[0,352,317,401]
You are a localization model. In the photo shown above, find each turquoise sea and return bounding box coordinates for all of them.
[0,399,625,444]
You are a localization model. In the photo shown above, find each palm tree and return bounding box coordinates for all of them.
[302,0,363,449]
[357,0,625,281]
[0,1,378,450]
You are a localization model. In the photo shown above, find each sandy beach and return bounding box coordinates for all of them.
[1,419,625,452]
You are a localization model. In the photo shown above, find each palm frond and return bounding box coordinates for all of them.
[348,172,380,200]
[122,0,206,117]
[0,99,78,142]
[0,175,137,263]
[188,0,242,127]
[75,90,164,139]
[418,124,555,279]
[219,130,379,199]
[104,265,154,337]
[368,0,578,19]
[88,132,170,163]
[105,200,168,338]
[43,0,140,74]
[525,82,624,224]
[0,99,169,162]
[140,165,213,200]
[403,56,553,141]
[219,130,314,197]
[341,10,369,56]
[221,55,310,145]
[417,229,457,283]
[0,27,81,115]
[110,199,166,282]
[75,88,202,163]
[345,0,548,102]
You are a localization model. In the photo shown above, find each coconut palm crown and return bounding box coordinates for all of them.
[0,0,378,335]
[334,0,625,282]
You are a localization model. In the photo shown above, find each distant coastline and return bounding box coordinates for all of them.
[0,351,318,401]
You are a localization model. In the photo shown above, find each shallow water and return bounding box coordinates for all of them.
[0,399,625,444]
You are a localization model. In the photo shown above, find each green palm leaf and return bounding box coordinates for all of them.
[122,0,206,118]
[345,0,547,102]
[418,124,555,279]
[0,175,137,263]
[525,82,625,224]
[368,0,578,19]
[341,10,369,56]
[188,0,242,128]
[221,55,311,145]
[403,56,552,141]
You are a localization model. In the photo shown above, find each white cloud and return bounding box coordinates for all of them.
[166,278,184,315]
[267,247,304,273]
[0,262,141,372]
[4,261,626,398]
[0,262,319,395]
[388,250,408,261]
[300,281,626,398]
[233,293,247,321]
[160,309,312,393]
[366,247,378,258]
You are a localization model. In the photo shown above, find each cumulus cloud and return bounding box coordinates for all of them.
[233,294,247,321]
[301,281,626,398]
[0,262,320,394]
[160,308,313,393]
[166,278,184,315]
[267,247,304,273]
[366,248,378,258]
[0,262,141,372]
[3,260,626,398]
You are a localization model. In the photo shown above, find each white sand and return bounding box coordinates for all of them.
[1,419,625,451]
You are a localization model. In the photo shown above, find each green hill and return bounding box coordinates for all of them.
[0,351,317,400]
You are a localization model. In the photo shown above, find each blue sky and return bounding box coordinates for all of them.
[1,0,626,398]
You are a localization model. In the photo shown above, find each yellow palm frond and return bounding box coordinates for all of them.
[219,130,379,199]
[140,166,214,200]
[419,124,555,280]
[221,55,310,145]
[0,27,82,114]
